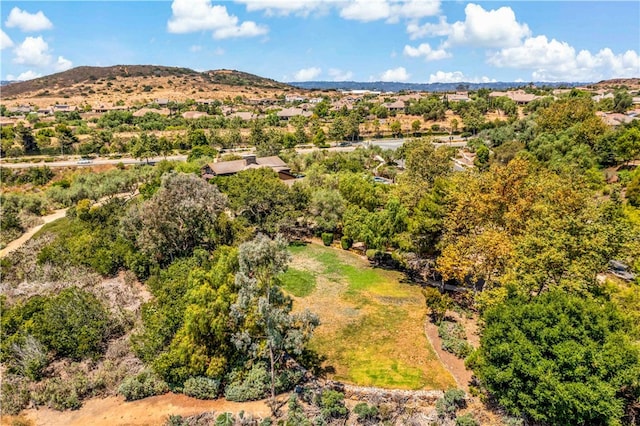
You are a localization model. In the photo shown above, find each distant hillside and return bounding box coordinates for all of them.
[1,65,291,99]
[288,80,589,92]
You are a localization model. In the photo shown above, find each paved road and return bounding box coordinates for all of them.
[0,155,188,169]
[0,137,469,168]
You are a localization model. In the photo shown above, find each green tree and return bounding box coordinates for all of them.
[130,132,160,163]
[390,120,402,137]
[613,90,633,113]
[230,234,319,413]
[469,291,640,425]
[121,173,228,264]
[14,123,37,154]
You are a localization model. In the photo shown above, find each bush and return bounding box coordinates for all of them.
[321,232,333,246]
[353,402,379,423]
[11,335,48,380]
[182,376,220,400]
[455,413,478,426]
[340,236,352,250]
[318,390,348,419]
[436,389,466,418]
[224,363,270,402]
[118,370,169,401]
[0,374,30,415]
[29,287,110,361]
[438,321,473,359]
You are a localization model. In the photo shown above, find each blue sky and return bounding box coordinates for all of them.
[1,1,639,83]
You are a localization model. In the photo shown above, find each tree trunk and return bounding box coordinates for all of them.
[269,341,276,416]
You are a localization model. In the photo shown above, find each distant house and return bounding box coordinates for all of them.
[9,105,32,114]
[155,98,169,106]
[446,92,470,102]
[228,111,262,121]
[489,90,538,104]
[201,155,296,181]
[277,107,312,120]
[182,111,210,119]
[133,107,170,117]
[383,100,406,112]
[596,111,636,126]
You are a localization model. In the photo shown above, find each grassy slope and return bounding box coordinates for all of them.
[283,243,456,390]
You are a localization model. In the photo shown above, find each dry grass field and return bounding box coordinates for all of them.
[282,243,457,390]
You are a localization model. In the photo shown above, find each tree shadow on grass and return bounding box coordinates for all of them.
[298,348,335,378]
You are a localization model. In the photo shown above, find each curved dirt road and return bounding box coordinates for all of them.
[0,208,67,258]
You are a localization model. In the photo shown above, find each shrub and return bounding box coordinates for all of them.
[321,232,333,246]
[340,236,352,250]
[318,390,348,419]
[0,375,30,415]
[11,335,48,380]
[29,287,110,361]
[165,415,185,426]
[224,363,270,402]
[438,321,473,359]
[353,402,379,423]
[118,370,169,401]
[436,389,466,418]
[182,376,220,400]
[455,413,478,426]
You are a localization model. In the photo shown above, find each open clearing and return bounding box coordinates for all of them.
[282,243,456,390]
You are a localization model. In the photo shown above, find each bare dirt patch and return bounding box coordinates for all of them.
[15,393,272,426]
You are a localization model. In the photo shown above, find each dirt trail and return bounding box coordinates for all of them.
[424,320,474,391]
[0,208,67,258]
[15,394,273,426]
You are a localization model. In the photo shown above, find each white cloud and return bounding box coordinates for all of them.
[340,0,439,22]
[428,70,495,84]
[403,43,450,61]
[379,67,410,82]
[237,0,439,21]
[212,21,267,39]
[293,67,322,81]
[328,68,354,81]
[0,29,14,50]
[235,0,334,17]
[6,70,42,81]
[488,35,640,81]
[406,16,450,40]
[214,47,225,55]
[409,4,529,48]
[447,4,530,48]
[13,36,51,67]
[5,7,53,32]
[54,55,73,72]
[167,0,268,39]
[190,45,202,52]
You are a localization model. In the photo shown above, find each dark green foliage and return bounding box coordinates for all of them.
[321,232,333,246]
[353,402,379,423]
[118,370,169,401]
[340,236,352,250]
[470,291,640,425]
[2,289,109,363]
[31,287,110,360]
[436,389,466,418]
[318,390,348,419]
[215,168,300,233]
[182,376,220,399]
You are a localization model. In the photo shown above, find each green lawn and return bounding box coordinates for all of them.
[285,243,456,390]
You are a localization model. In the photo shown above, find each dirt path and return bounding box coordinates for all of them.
[14,393,273,426]
[0,208,67,258]
[424,320,474,391]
